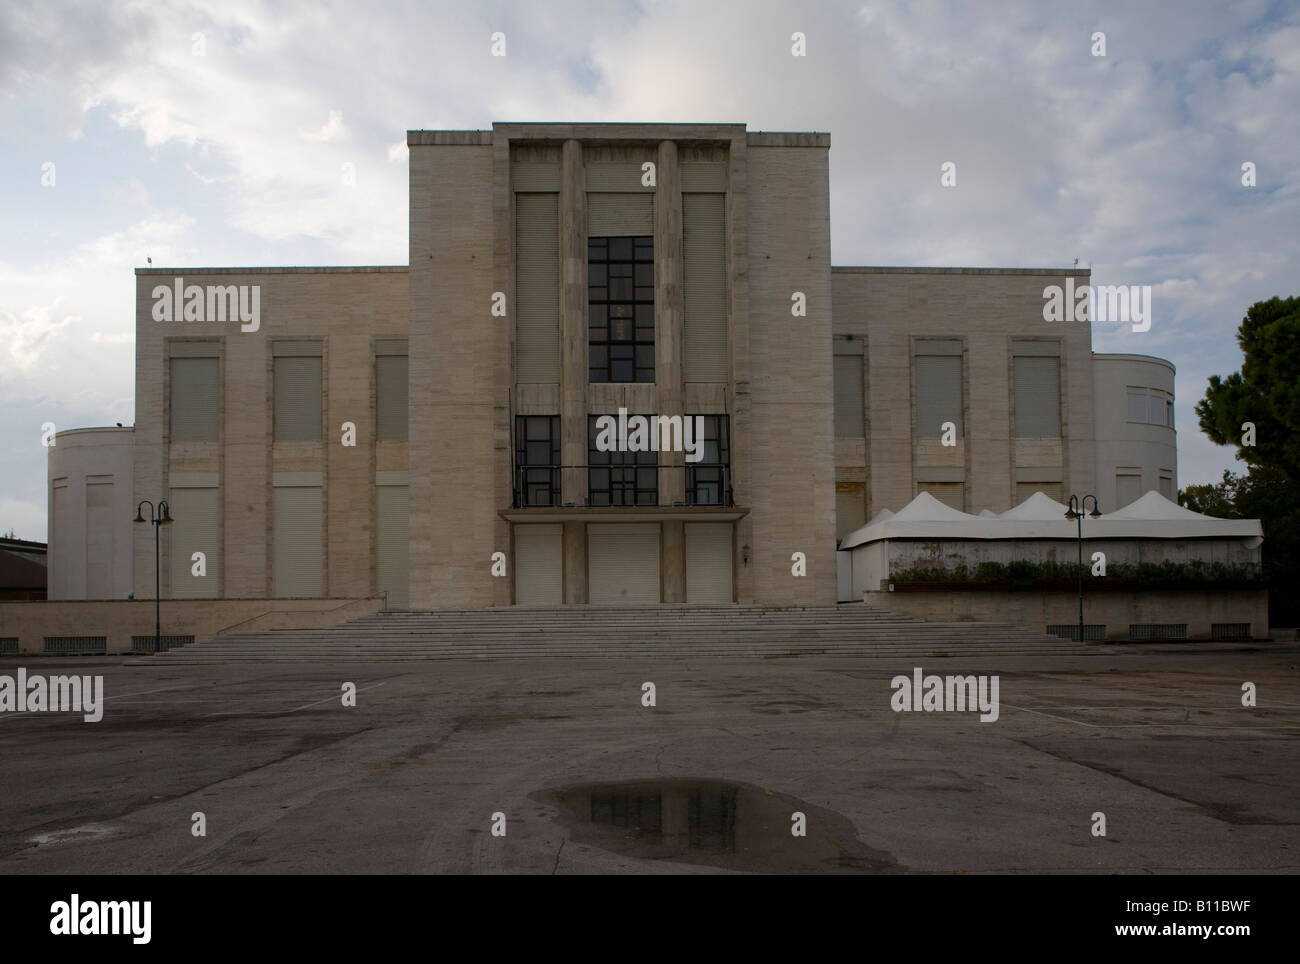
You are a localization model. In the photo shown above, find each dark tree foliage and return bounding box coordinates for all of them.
[1195,296,1300,481]
[1189,295,1300,627]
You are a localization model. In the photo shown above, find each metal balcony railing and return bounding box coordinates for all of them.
[513,464,734,509]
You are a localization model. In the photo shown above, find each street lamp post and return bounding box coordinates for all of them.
[134,500,173,653]
[1064,494,1101,643]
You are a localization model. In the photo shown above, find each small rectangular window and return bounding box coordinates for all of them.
[1148,392,1165,426]
[1127,389,1147,423]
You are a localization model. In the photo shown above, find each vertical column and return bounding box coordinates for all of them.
[656,140,687,603]
[560,140,587,508]
[563,520,586,604]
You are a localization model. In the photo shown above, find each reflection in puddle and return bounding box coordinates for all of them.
[539,779,899,874]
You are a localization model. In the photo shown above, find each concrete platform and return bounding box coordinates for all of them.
[1,643,1297,874]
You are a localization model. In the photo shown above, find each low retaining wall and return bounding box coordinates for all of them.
[863,589,1270,641]
[0,597,384,655]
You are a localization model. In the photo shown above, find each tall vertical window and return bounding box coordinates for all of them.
[686,415,731,506]
[169,353,219,442]
[1012,342,1061,438]
[515,416,560,507]
[914,339,963,438]
[375,341,408,442]
[833,354,864,438]
[589,236,654,383]
[588,415,657,505]
[273,341,323,442]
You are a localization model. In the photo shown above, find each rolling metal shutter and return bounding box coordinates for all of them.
[1116,473,1142,508]
[273,353,323,441]
[836,485,865,541]
[586,162,650,192]
[587,193,653,236]
[169,357,219,442]
[587,523,660,604]
[914,354,962,437]
[680,162,727,193]
[273,485,323,597]
[376,354,408,441]
[919,482,965,511]
[168,486,219,599]
[514,524,563,605]
[1015,482,1063,504]
[376,484,408,608]
[51,481,69,599]
[685,523,732,604]
[85,481,113,599]
[683,193,727,382]
[515,193,561,383]
[1013,356,1061,437]
[833,355,864,438]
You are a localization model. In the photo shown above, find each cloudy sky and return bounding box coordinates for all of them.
[1,0,1297,541]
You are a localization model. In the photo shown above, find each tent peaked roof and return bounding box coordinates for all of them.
[999,491,1071,520]
[1107,489,1206,521]
[892,491,977,521]
[838,486,1263,550]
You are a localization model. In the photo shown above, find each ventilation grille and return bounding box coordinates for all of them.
[1210,623,1251,641]
[131,635,195,654]
[1047,624,1106,642]
[1129,623,1188,642]
[0,637,18,655]
[42,636,107,655]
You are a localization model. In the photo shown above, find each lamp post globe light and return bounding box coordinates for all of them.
[134,500,173,654]
[1063,494,1101,644]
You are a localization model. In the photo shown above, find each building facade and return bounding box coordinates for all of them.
[47,122,1177,610]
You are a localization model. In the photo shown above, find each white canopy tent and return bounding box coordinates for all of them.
[840,490,1262,550]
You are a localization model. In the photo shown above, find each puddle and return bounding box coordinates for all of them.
[535,778,900,874]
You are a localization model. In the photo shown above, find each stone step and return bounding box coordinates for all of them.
[152,604,1083,662]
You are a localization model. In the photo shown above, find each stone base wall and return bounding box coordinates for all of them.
[863,589,1270,641]
[0,597,383,655]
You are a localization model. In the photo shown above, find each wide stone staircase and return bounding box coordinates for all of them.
[153,604,1091,662]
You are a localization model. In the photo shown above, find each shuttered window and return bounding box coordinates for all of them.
[1013,356,1061,437]
[833,355,864,438]
[86,482,114,599]
[376,354,408,441]
[683,193,727,382]
[1116,472,1142,508]
[587,193,653,236]
[919,482,965,511]
[912,340,962,439]
[168,486,219,599]
[274,350,323,442]
[170,357,219,442]
[376,484,408,608]
[515,193,560,383]
[836,484,865,541]
[273,485,323,597]
[51,482,70,599]
[1016,482,1062,504]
